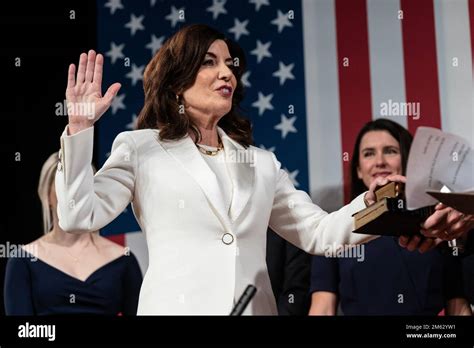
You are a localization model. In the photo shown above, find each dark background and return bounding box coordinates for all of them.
[0,0,98,316]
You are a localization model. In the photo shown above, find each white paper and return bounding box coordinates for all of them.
[405,127,474,210]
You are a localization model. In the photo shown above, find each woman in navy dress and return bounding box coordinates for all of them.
[308,119,471,316]
[4,152,143,315]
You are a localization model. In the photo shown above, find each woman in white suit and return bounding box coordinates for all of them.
[56,24,472,315]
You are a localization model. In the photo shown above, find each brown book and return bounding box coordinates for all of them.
[352,183,434,237]
[374,181,402,201]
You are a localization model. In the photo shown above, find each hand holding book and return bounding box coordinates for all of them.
[356,179,473,251]
[363,174,406,206]
[355,127,474,249]
[399,200,473,252]
[355,180,434,238]
[357,180,441,253]
[421,203,474,241]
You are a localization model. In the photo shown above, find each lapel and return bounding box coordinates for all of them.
[160,127,255,227]
[217,128,255,224]
[160,133,231,228]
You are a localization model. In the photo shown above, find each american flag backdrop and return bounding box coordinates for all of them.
[96,0,474,274]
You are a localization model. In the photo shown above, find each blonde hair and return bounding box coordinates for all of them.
[37,153,98,234]
[37,152,59,234]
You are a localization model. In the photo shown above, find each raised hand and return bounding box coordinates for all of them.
[66,50,121,135]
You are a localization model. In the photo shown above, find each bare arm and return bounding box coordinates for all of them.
[308,291,337,316]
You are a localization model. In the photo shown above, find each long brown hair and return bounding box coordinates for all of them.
[137,24,253,147]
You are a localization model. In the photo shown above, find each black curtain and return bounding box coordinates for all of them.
[0,0,97,316]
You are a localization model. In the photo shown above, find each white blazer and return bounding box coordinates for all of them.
[55,126,375,315]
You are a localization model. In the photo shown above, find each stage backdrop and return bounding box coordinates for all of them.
[96,0,474,274]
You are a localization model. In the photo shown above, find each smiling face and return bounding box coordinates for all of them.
[182,39,237,122]
[357,130,402,188]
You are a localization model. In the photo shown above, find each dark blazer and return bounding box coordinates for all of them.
[266,229,311,315]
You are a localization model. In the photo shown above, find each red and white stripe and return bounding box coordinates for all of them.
[303,0,473,208]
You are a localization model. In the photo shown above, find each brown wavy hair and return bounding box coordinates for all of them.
[137,24,253,147]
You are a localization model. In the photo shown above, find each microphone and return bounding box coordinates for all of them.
[230,284,257,316]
